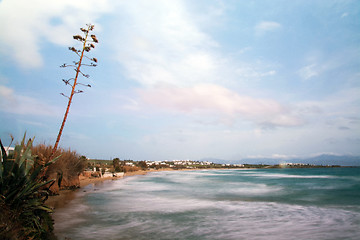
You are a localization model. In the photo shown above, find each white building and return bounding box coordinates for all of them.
[4,147,14,156]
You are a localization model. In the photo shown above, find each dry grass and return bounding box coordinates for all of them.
[32,144,87,189]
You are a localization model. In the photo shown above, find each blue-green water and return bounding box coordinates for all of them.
[54,168,360,240]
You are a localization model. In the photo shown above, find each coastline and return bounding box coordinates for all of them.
[46,166,348,210]
[46,168,175,210]
[46,167,256,210]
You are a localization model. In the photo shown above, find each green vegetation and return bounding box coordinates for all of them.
[0,135,58,239]
[112,158,121,172]
[86,159,343,172]
[0,24,98,239]
[86,159,147,174]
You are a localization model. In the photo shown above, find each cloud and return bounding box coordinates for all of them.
[0,85,15,102]
[0,85,59,116]
[297,47,359,81]
[137,84,303,127]
[112,0,222,87]
[0,0,110,68]
[341,12,349,18]
[255,21,282,35]
[111,1,280,93]
[236,67,276,79]
[295,87,360,130]
[297,64,319,80]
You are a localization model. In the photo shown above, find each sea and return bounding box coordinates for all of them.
[53,167,360,240]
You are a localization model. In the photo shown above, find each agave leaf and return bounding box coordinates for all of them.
[20,138,35,175]
[14,144,22,164]
[36,205,53,212]
[20,179,44,196]
[2,158,14,180]
[9,174,42,205]
[29,164,43,182]
[18,156,27,177]
[30,179,55,193]
[6,182,25,203]
[20,132,26,151]
[44,154,61,167]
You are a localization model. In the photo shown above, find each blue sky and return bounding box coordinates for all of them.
[0,0,359,161]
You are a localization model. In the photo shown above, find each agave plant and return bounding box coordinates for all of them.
[0,134,58,239]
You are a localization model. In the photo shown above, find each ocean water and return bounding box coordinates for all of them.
[53,168,360,240]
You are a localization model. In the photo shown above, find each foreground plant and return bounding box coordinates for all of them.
[53,24,98,155]
[0,135,58,239]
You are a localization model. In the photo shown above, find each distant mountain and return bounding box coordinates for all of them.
[295,154,360,166]
[200,154,360,166]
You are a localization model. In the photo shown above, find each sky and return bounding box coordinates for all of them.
[0,0,359,161]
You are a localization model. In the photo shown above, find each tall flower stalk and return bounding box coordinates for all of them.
[52,24,98,155]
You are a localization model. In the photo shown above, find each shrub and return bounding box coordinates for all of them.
[0,135,57,239]
[123,166,141,173]
[32,144,87,192]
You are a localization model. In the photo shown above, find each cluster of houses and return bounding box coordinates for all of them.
[145,159,212,167]
[145,160,245,169]
[279,162,313,167]
[82,159,248,178]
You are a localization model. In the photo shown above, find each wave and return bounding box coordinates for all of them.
[250,173,336,179]
[54,169,360,240]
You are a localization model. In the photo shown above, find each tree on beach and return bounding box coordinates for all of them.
[52,24,98,156]
[137,161,148,170]
[113,158,121,172]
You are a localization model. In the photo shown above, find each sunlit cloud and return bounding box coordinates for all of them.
[137,84,303,127]
[298,64,319,80]
[111,0,222,87]
[0,0,110,68]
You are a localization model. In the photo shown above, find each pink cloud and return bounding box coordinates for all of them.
[137,84,303,127]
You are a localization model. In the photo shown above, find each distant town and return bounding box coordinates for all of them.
[87,158,343,176]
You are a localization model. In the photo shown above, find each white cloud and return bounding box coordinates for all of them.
[0,85,59,116]
[112,0,222,87]
[137,84,303,127]
[111,1,280,92]
[341,12,349,18]
[0,0,110,68]
[0,85,15,102]
[297,64,319,80]
[236,67,276,79]
[255,21,282,35]
[298,48,358,81]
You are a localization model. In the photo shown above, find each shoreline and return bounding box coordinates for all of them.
[46,167,257,210]
[45,168,175,209]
